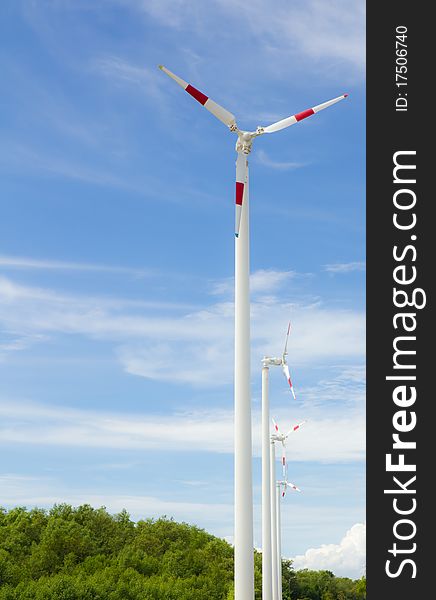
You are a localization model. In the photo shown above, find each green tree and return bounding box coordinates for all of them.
[0,505,366,600]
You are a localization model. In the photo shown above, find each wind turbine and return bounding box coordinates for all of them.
[275,478,302,599]
[270,419,305,600]
[158,64,347,600]
[272,418,307,479]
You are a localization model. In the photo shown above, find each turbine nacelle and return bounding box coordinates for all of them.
[262,356,283,368]
[235,130,259,155]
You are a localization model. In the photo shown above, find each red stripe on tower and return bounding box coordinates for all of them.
[295,108,315,122]
[185,85,208,105]
[235,182,244,206]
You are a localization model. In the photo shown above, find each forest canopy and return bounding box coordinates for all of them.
[0,504,365,599]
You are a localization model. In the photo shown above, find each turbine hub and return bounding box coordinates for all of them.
[235,131,255,155]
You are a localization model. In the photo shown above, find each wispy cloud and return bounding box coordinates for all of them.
[291,522,366,579]
[0,272,364,382]
[0,331,49,361]
[92,56,166,102]
[0,255,150,278]
[298,365,366,410]
[211,269,297,296]
[0,141,133,189]
[255,149,306,171]
[0,398,364,462]
[324,261,366,274]
[124,0,365,74]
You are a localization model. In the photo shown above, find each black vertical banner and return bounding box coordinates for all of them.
[367,2,432,598]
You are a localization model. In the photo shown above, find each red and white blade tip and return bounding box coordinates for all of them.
[262,93,349,134]
[294,420,306,430]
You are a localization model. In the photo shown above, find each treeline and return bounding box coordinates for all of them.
[0,504,365,599]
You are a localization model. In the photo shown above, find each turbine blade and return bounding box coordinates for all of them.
[283,321,291,358]
[285,420,307,437]
[261,93,348,134]
[272,417,280,435]
[235,152,247,237]
[287,482,301,493]
[283,363,296,400]
[158,65,237,128]
[282,482,287,498]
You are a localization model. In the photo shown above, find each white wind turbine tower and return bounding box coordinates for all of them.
[158,64,347,600]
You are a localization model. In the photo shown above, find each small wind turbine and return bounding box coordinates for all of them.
[275,477,302,599]
[272,418,307,479]
[159,64,347,600]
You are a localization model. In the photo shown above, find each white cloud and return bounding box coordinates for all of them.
[0,272,364,385]
[250,269,297,293]
[0,255,149,277]
[298,365,366,409]
[0,332,49,361]
[211,269,297,296]
[291,522,366,579]
[126,0,365,73]
[324,261,366,274]
[93,56,166,102]
[0,397,364,462]
[255,149,306,171]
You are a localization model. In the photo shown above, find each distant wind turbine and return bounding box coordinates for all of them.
[272,418,307,479]
[275,477,302,599]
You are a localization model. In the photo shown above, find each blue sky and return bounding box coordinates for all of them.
[0,0,365,579]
